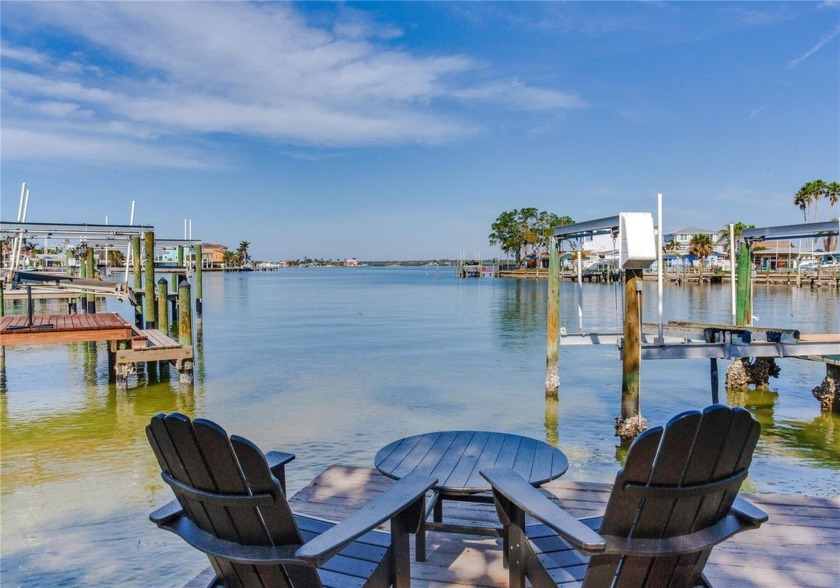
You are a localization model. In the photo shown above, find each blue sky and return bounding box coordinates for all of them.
[1,1,838,261]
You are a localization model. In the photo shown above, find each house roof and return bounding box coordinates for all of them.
[668,227,717,235]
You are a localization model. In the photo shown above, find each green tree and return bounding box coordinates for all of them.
[222,250,238,268]
[489,208,574,268]
[717,222,755,254]
[689,233,714,272]
[532,211,574,257]
[237,240,250,267]
[793,179,828,222]
[107,249,125,266]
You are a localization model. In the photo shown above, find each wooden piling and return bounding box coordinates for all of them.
[157,278,169,334]
[144,231,156,329]
[1,281,5,392]
[545,237,560,399]
[736,240,752,326]
[194,243,203,328]
[616,269,646,442]
[132,236,143,327]
[177,281,194,384]
[85,246,96,313]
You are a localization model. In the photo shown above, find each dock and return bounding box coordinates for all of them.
[185,465,839,587]
[0,312,193,387]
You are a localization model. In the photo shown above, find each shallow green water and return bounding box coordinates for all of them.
[1,268,837,585]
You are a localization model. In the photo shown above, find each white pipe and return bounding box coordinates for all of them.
[12,188,32,274]
[104,216,109,277]
[9,183,26,277]
[17,182,26,222]
[184,218,187,240]
[188,219,192,240]
[657,193,664,344]
[576,251,583,334]
[22,189,30,221]
[730,223,736,324]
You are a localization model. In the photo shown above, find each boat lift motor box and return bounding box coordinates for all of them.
[619,212,657,269]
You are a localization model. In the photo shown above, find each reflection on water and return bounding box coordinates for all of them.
[1,268,838,586]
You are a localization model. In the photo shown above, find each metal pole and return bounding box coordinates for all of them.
[657,193,664,344]
[730,223,736,324]
[576,251,583,333]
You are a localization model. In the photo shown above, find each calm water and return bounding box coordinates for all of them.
[1,267,838,586]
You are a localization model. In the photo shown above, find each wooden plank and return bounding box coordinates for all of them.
[0,312,133,346]
[256,466,839,588]
[180,464,840,587]
[116,346,192,363]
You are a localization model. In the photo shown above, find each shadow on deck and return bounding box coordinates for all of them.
[186,465,839,587]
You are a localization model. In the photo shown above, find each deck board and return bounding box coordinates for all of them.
[183,464,839,587]
[0,312,135,346]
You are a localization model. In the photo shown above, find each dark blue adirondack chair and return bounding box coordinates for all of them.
[481,404,768,587]
[147,413,436,588]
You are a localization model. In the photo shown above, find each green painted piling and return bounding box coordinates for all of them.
[144,232,156,328]
[157,278,169,334]
[736,240,752,326]
[545,237,560,399]
[177,246,184,268]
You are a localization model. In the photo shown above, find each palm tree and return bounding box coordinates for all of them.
[793,180,827,222]
[826,182,839,208]
[689,234,714,276]
[237,241,250,267]
[717,222,755,255]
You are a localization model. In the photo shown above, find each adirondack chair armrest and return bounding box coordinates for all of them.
[731,495,769,526]
[600,510,761,557]
[481,467,606,553]
[152,507,302,565]
[295,472,438,567]
[265,451,295,492]
[150,499,183,526]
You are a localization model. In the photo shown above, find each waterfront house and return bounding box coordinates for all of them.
[664,227,723,253]
[200,243,228,269]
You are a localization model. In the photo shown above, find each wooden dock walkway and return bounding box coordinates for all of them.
[185,465,839,587]
[0,312,193,387]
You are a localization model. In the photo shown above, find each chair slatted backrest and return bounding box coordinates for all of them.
[147,413,321,588]
[584,405,760,587]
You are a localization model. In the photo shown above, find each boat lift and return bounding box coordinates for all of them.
[553,200,839,403]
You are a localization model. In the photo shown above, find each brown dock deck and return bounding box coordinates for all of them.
[0,312,193,387]
[185,465,839,587]
[0,312,134,345]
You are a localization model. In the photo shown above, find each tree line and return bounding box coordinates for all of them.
[488,208,574,268]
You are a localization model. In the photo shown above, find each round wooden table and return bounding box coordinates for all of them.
[374,430,568,560]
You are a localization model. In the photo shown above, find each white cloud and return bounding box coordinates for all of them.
[1,2,582,165]
[788,24,840,69]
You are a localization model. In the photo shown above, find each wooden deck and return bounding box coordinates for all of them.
[0,312,193,387]
[0,312,134,346]
[186,465,839,587]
